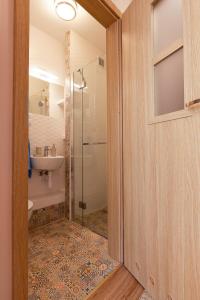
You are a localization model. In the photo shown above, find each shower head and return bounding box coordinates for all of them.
[80,78,87,90]
[77,69,87,89]
[38,100,44,107]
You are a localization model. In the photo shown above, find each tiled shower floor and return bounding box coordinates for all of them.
[28,220,119,300]
[75,208,108,239]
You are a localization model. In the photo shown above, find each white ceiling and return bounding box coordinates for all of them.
[30,0,106,51]
[111,0,133,12]
[30,0,133,51]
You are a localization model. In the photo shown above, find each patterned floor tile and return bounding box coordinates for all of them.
[75,208,108,238]
[28,220,119,300]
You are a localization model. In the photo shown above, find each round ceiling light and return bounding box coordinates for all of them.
[55,0,77,21]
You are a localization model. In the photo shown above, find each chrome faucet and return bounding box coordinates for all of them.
[44,146,51,157]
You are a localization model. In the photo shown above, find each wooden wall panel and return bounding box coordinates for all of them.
[182,2,200,282]
[123,0,148,288]
[107,20,123,262]
[188,0,200,100]
[184,113,200,299]
[122,0,200,299]
[154,121,185,300]
[13,0,29,299]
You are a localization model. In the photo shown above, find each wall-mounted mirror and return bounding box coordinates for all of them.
[29,76,49,116]
[29,75,65,118]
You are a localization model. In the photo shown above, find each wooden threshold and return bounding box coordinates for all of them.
[87,266,144,300]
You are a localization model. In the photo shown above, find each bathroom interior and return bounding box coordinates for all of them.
[28,0,115,299]
[3,0,200,298]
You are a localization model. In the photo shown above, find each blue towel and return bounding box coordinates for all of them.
[28,141,32,178]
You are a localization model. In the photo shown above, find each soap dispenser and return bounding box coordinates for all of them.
[51,144,57,157]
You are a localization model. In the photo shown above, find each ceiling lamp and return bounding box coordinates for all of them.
[55,0,77,21]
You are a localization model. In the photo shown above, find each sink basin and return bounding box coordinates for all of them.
[31,156,64,171]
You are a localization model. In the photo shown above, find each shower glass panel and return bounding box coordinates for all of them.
[73,69,84,222]
[73,58,107,238]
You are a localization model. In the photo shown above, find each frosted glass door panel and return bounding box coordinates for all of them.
[154,48,184,115]
[154,0,183,54]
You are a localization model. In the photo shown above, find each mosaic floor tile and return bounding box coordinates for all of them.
[75,208,108,238]
[29,203,65,230]
[29,220,119,300]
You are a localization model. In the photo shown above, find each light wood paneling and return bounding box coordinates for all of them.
[107,20,123,262]
[183,114,200,299]
[122,0,148,288]
[154,121,185,300]
[183,5,200,291]
[122,0,200,299]
[13,0,29,299]
[101,0,122,18]
[188,0,200,100]
[76,0,121,28]
[87,266,144,300]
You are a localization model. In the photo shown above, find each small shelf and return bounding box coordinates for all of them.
[57,99,64,107]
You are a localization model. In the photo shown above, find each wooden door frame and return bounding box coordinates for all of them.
[13,0,123,299]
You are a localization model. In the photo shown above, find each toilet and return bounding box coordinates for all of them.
[28,200,33,220]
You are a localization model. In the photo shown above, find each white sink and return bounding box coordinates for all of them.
[31,156,64,171]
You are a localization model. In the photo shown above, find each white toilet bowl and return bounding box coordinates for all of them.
[28,200,33,220]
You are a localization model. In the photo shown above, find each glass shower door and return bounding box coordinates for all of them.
[82,60,107,238]
[73,69,84,224]
[73,58,107,238]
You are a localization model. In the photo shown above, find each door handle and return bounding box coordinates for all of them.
[186,99,200,108]
[83,142,107,146]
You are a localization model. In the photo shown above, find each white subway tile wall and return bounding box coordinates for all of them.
[29,113,65,156]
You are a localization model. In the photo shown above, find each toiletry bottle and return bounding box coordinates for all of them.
[35,146,43,157]
[51,144,57,157]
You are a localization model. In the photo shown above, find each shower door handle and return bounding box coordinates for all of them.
[186,98,200,108]
[83,142,107,146]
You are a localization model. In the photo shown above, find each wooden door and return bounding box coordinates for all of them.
[122,0,200,299]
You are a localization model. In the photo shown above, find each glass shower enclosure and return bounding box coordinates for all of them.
[72,57,107,238]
